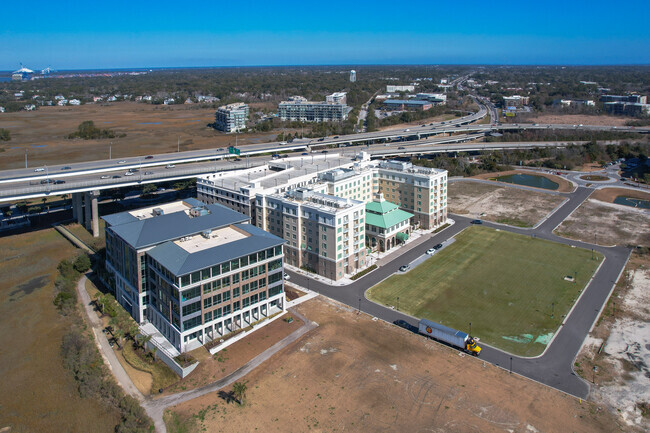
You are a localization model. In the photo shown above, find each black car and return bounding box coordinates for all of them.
[433,243,443,250]
[61,166,72,170]
[321,150,328,154]
[471,219,483,225]
[145,155,154,159]
[40,179,53,184]
[398,146,405,150]
[112,175,121,179]
[54,180,65,184]
[399,265,410,272]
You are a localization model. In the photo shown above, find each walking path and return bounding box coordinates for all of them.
[76,273,317,433]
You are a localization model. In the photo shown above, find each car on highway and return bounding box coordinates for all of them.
[124,171,134,176]
[165,164,175,168]
[404,129,410,132]
[433,243,443,250]
[40,179,52,184]
[61,166,71,170]
[301,152,309,155]
[145,155,154,159]
[117,160,126,164]
[318,138,325,141]
[398,146,405,150]
[399,265,410,272]
[54,180,65,184]
[34,168,45,172]
[272,154,280,159]
[279,141,287,145]
[144,171,154,175]
[321,150,328,154]
[470,219,483,224]
[426,248,436,255]
[112,175,121,179]
[100,175,110,179]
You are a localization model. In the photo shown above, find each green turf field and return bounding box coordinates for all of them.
[367,226,603,357]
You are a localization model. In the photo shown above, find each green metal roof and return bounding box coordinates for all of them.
[366,200,399,215]
[365,207,413,230]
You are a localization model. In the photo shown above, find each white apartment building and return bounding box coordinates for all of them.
[215,103,249,132]
[278,96,349,122]
[197,153,448,280]
[386,85,416,93]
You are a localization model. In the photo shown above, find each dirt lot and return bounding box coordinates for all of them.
[0,102,279,169]
[576,252,650,431]
[0,229,119,433]
[448,180,566,227]
[166,297,622,433]
[471,169,575,192]
[591,187,650,203]
[526,114,634,127]
[160,313,301,397]
[556,198,650,247]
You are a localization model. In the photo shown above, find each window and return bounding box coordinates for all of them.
[182,301,201,316]
[211,265,220,276]
[231,259,240,271]
[233,287,240,298]
[232,273,240,285]
[243,297,250,308]
[322,234,327,240]
[240,256,248,267]
[221,262,230,273]
[190,271,201,284]
[180,274,190,287]
[222,290,231,302]
[242,270,249,281]
[212,293,222,305]
[222,276,230,287]
[201,268,211,280]
[203,297,212,309]
[182,316,201,331]
[202,283,212,295]
[259,291,267,301]
[181,286,201,302]
[214,307,223,319]
[204,311,213,322]
[233,301,240,312]
[242,283,250,294]
[222,304,231,315]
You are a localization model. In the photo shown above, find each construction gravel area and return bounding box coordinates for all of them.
[577,253,650,432]
[555,199,650,247]
[448,180,566,227]
[166,297,621,433]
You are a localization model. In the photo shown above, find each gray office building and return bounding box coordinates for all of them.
[215,103,249,132]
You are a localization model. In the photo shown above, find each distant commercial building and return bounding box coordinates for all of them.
[278,96,349,122]
[11,65,34,81]
[386,85,416,93]
[350,70,356,83]
[383,99,433,111]
[600,94,647,104]
[503,95,530,108]
[558,99,595,107]
[365,194,413,252]
[103,199,286,353]
[326,92,347,105]
[197,155,448,280]
[603,102,650,116]
[415,93,447,106]
[215,103,249,132]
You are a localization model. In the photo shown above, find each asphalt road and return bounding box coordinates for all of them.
[286,185,630,398]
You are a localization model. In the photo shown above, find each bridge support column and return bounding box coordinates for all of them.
[72,193,83,224]
[84,192,92,230]
[91,191,99,238]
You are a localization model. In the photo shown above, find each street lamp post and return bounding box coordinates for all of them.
[551,302,555,319]
[25,149,28,168]
[592,366,598,384]
[396,297,400,311]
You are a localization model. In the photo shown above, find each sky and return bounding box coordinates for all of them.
[1,0,649,70]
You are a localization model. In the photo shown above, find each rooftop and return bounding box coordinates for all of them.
[147,223,284,276]
[103,199,249,249]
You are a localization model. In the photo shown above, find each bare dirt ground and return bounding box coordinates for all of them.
[159,313,302,397]
[591,187,650,203]
[448,180,565,227]
[470,169,575,193]
[556,199,650,247]
[526,114,634,127]
[0,229,119,433]
[166,296,622,433]
[576,252,650,431]
[0,102,280,169]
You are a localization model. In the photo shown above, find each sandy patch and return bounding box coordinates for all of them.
[471,170,574,193]
[448,181,565,227]
[593,268,650,429]
[166,297,620,433]
[556,199,650,247]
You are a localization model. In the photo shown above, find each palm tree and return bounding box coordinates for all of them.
[232,380,248,405]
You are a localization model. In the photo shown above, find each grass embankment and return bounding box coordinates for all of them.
[367,226,603,357]
[65,221,106,251]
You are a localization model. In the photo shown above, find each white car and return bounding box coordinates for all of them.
[100,175,110,179]
[426,248,436,255]
[124,171,134,176]
[117,160,127,164]
[284,273,290,280]
[34,168,45,172]
[165,164,175,169]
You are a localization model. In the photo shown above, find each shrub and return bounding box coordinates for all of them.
[73,253,91,273]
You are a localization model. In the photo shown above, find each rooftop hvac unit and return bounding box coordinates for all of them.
[189,206,210,218]
[152,208,164,217]
[202,230,212,239]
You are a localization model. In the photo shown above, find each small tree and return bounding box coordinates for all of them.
[232,380,248,405]
[73,254,91,273]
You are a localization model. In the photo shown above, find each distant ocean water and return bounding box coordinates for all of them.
[0,77,11,82]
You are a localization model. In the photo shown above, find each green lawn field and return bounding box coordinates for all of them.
[367,226,603,357]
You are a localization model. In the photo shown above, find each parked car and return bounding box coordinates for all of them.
[272,154,280,159]
[399,265,410,272]
[433,243,443,250]
[426,248,436,255]
[470,219,483,224]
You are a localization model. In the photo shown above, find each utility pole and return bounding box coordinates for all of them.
[25,149,28,168]
[178,136,180,152]
[109,142,112,160]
